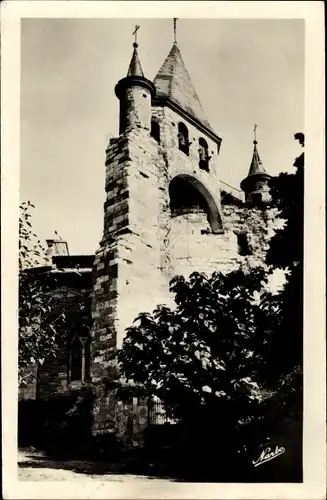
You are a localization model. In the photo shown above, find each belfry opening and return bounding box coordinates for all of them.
[169,176,207,216]
[169,176,223,234]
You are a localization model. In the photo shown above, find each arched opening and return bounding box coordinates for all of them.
[151,120,160,143]
[170,177,207,216]
[169,175,223,233]
[178,122,190,156]
[198,137,210,171]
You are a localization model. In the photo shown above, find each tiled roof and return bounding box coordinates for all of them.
[153,44,216,136]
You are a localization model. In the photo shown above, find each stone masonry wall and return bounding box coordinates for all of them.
[91,128,168,432]
[36,280,92,399]
[170,213,242,276]
[19,365,38,401]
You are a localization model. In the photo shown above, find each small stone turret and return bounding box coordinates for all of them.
[115,42,155,135]
[240,130,271,205]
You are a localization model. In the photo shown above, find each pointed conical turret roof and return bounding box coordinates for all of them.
[240,138,271,193]
[127,43,144,77]
[248,140,267,176]
[115,42,155,100]
[153,43,219,141]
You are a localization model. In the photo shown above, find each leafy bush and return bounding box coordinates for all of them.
[18,387,126,461]
[18,387,95,458]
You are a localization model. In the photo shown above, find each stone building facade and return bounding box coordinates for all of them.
[19,39,275,436]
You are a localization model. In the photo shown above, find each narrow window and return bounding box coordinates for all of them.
[69,332,91,382]
[151,120,160,143]
[70,336,83,381]
[83,336,91,382]
[251,193,263,206]
[178,122,190,155]
[237,232,251,256]
[198,137,210,171]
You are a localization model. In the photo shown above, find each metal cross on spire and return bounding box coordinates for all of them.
[173,18,178,44]
[253,124,258,142]
[133,25,140,46]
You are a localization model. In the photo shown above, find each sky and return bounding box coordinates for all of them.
[20,18,304,255]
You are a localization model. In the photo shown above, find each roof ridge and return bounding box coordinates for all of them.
[173,45,206,114]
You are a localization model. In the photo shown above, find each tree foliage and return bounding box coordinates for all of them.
[119,269,280,423]
[265,134,304,378]
[19,202,65,383]
[267,133,304,269]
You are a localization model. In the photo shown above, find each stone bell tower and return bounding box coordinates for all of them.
[91,31,245,432]
[91,39,169,432]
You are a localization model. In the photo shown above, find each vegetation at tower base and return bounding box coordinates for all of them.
[117,270,292,480]
[118,134,304,481]
[19,202,65,385]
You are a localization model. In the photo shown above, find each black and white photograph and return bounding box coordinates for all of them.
[1,2,325,498]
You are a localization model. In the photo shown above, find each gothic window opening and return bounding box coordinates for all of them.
[199,137,210,171]
[178,122,190,155]
[69,330,91,383]
[151,120,160,143]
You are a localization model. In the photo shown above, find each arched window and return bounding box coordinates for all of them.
[178,122,190,155]
[69,331,91,383]
[151,120,160,143]
[198,137,210,171]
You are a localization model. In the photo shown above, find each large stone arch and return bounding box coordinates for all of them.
[169,174,224,234]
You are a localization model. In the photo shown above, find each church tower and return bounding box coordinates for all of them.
[240,128,271,205]
[91,27,246,433]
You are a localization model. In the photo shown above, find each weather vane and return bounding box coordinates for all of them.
[254,124,258,142]
[173,18,178,44]
[133,25,140,46]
